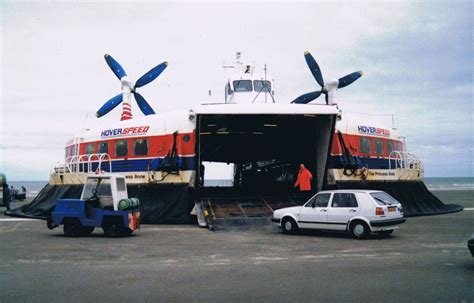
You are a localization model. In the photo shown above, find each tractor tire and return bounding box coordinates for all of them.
[63,219,83,237]
[80,226,95,236]
[102,219,132,238]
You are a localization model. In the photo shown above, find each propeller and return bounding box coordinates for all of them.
[96,54,168,118]
[291,51,363,104]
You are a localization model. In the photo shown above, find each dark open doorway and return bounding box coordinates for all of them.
[195,112,336,229]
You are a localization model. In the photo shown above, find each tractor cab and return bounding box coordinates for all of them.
[81,174,128,211]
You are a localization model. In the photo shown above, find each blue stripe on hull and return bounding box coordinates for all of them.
[328,155,398,170]
[81,156,196,173]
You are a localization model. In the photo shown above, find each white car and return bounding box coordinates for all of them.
[272,190,405,239]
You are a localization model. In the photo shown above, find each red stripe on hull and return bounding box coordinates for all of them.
[331,132,404,158]
[75,131,196,160]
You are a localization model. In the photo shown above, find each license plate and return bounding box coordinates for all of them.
[388,207,396,212]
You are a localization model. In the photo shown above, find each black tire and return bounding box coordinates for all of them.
[350,221,370,239]
[281,217,298,235]
[378,230,393,237]
[102,220,132,238]
[63,219,82,237]
[80,226,95,236]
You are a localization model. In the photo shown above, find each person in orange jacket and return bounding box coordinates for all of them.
[294,163,313,192]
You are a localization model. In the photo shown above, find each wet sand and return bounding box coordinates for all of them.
[431,189,474,208]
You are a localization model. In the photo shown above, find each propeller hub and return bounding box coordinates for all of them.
[121,76,134,92]
[325,78,339,91]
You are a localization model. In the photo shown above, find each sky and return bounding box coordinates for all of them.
[0,0,472,180]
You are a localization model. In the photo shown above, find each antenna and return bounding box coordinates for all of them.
[236,52,242,64]
[264,64,267,103]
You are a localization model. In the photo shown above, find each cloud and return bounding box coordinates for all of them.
[1,1,472,180]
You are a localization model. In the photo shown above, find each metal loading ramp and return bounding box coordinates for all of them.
[199,188,308,230]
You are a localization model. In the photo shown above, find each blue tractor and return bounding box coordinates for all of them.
[47,174,140,237]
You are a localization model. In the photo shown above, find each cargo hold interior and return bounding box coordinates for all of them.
[196,113,336,228]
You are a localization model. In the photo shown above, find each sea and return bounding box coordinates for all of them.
[6,177,473,199]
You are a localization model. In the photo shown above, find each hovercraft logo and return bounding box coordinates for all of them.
[101,126,150,138]
[357,126,390,136]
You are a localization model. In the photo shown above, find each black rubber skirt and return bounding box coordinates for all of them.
[325,181,463,216]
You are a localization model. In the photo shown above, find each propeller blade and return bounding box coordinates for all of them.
[338,71,363,89]
[304,51,324,87]
[96,94,123,117]
[291,91,322,104]
[133,92,156,115]
[135,61,168,88]
[104,54,127,80]
[325,93,328,105]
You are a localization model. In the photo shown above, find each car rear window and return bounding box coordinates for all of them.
[370,192,399,205]
[332,193,358,208]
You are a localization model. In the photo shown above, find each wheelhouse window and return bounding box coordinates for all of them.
[133,139,148,156]
[374,139,383,155]
[393,142,400,151]
[85,143,95,155]
[115,140,128,157]
[65,146,72,158]
[386,141,393,154]
[253,80,272,92]
[233,80,252,92]
[332,193,358,208]
[98,142,109,154]
[360,138,371,154]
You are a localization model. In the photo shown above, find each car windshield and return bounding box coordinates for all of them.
[370,192,399,206]
[82,178,112,199]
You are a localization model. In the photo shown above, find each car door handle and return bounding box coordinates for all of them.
[320,209,327,212]
[349,209,357,213]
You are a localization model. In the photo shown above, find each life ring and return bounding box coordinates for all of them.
[360,167,369,180]
[343,168,355,176]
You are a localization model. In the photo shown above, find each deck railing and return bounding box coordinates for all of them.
[53,153,112,174]
[388,151,423,172]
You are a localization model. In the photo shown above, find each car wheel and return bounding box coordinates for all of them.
[350,221,369,239]
[281,217,298,235]
[63,219,82,237]
[378,230,393,237]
